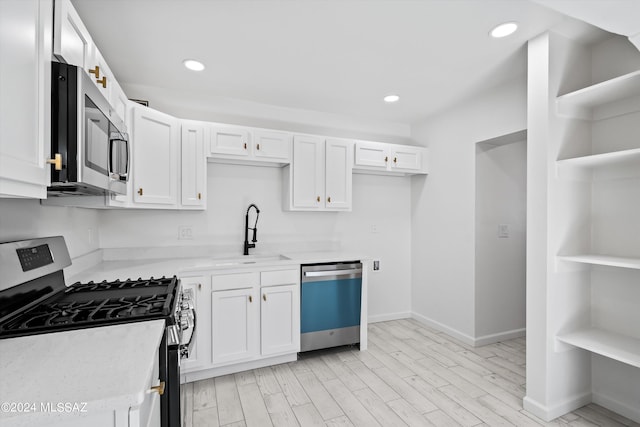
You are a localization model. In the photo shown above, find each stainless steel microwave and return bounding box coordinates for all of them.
[49,62,129,196]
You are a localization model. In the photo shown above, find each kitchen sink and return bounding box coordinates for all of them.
[211,254,290,267]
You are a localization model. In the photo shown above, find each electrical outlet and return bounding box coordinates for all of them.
[371,224,379,234]
[498,224,510,238]
[178,226,194,240]
[373,260,380,271]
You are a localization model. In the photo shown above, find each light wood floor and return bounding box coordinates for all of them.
[181,319,639,427]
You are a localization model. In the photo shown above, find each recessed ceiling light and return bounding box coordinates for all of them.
[384,94,400,103]
[490,22,518,38]
[183,59,205,71]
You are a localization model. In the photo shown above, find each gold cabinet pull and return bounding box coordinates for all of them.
[96,76,107,88]
[393,157,397,164]
[150,381,165,396]
[316,196,320,203]
[198,283,202,290]
[197,192,202,200]
[47,153,62,171]
[243,142,247,150]
[89,66,100,78]
[249,295,253,303]
[138,188,143,196]
[256,143,260,150]
[263,294,267,301]
[327,196,331,203]
[384,156,388,162]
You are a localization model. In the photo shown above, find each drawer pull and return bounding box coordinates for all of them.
[256,143,260,150]
[47,153,62,170]
[263,294,266,301]
[138,188,143,196]
[96,76,107,88]
[149,381,165,396]
[249,295,253,303]
[89,66,100,78]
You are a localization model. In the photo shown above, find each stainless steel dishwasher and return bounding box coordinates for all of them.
[300,262,362,352]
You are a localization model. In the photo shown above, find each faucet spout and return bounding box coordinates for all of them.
[243,204,260,255]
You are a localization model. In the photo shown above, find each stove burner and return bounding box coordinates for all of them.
[0,276,178,337]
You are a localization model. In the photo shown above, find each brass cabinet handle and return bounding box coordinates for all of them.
[89,66,100,78]
[96,76,107,88]
[384,156,388,162]
[327,196,331,203]
[197,192,202,200]
[249,295,253,303]
[198,283,202,290]
[150,381,165,396]
[47,153,62,171]
[263,294,266,301]
[243,142,247,150]
[393,157,397,164]
[138,188,143,196]
[256,143,260,150]
[316,196,320,203]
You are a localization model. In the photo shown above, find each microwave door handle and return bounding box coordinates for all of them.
[109,133,129,181]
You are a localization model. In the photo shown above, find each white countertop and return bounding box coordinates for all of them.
[0,320,165,426]
[68,250,369,284]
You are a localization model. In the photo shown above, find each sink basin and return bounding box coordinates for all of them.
[211,254,290,267]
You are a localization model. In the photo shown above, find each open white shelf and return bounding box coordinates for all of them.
[558,254,640,270]
[557,148,640,169]
[557,70,640,111]
[557,328,640,369]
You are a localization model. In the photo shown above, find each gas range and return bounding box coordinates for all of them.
[0,236,194,427]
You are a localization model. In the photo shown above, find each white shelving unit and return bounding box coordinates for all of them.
[557,328,640,369]
[556,70,640,119]
[558,255,640,270]
[557,148,640,168]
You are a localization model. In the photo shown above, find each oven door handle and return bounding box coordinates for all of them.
[303,268,362,278]
[180,309,196,359]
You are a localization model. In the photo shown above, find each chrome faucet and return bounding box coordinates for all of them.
[243,204,260,255]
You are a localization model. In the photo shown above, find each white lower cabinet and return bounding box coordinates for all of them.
[181,268,300,380]
[211,287,259,365]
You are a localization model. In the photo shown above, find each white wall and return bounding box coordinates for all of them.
[475,139,527,340]
[410,78,527,343]
[0,199,100,259]
[98,164,413,322]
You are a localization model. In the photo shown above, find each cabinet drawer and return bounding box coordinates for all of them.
[261,269,299,287]
[211,272,259,291]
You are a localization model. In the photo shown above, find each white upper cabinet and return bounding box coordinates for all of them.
[325,138,353,210]
[210,126,250,157]
[284,136,352,211]
[0,0,53,199]
[209,126,291,166]
[181,121,206,209]
[253,130,292,163]
[53,0,91,69]
[354,141,428,175]
[131,104,179,207]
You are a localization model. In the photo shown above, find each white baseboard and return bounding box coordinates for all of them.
[523,392,592,422]
[474,328,526,346]
[368,312,411,323]
[593,392,640,423]
[410,312,476,346]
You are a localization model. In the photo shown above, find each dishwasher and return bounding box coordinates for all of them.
[300,262,362,352]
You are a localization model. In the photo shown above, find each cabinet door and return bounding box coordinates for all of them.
[52,0,91,69]
[390,145,423,171]
[261,284,300,356]
[325,139,353,210]
[210,127,250,156]
[181,122,206,208]
[292,135,324,209]
[0,0,52,199]
[132,105,179,206]
[212,288,259,365]
[354,141,390,170]
[253,130,292,163]
[180,276,211,372]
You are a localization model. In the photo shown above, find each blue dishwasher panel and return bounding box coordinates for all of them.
[301,278,362,334]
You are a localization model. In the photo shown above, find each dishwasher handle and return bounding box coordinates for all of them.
[303,268,362,278]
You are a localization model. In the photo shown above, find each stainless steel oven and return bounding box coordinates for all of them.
[49,62,129,196]
[0,236,194,427]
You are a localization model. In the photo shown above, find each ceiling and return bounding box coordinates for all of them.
[72,0,573,125]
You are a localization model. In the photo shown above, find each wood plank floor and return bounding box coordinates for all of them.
[181,319,640,427]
